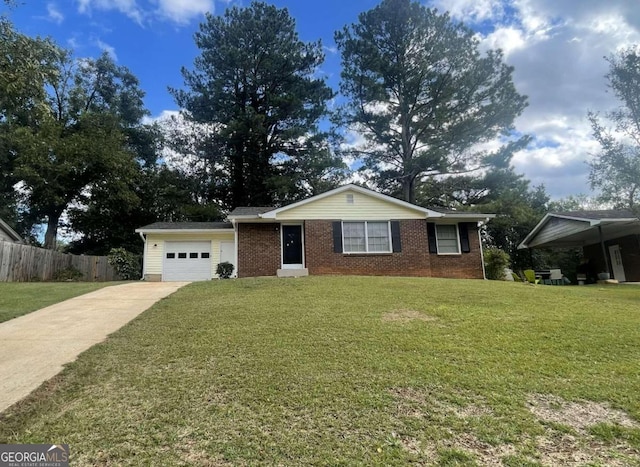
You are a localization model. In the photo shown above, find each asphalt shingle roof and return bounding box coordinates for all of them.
[553,209,638,220]
[228,206,276,217]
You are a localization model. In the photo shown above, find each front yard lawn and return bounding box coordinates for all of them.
[0,282,118,323]
[1,277,639,465]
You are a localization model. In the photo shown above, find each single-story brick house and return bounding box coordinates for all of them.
[518,210,640,282]
[136,184,494,281]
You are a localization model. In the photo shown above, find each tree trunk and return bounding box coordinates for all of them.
[230,144,245,209]
[402,176,416,204]
[44,212,61,250]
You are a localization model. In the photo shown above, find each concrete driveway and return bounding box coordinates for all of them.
[0,281,189,413]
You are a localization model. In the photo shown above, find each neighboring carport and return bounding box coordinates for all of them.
[518,210,640,282]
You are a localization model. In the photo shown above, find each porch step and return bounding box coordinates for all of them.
[277,268,309,278]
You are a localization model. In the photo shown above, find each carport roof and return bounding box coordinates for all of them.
[136,222,233,232]
[518,210,640,249]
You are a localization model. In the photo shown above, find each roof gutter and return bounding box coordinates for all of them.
[134,228,234,234]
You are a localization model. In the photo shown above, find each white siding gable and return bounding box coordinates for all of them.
[275,189,426,220]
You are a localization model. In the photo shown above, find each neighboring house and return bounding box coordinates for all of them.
[136,184,494,281]
[0,217,23,243]
[518,210,640,282]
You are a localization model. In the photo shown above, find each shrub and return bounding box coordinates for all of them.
[216,261,234,279]
[484,247,511,280]
[108,248,142,280]
[53,266,83,281]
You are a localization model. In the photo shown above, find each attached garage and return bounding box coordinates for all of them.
[135,222,235,282]
[163,241,212,281]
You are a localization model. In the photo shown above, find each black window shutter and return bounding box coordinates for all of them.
[391,221,401,252]
[427,222,437,254]
[459,223,471,253]
[332,221,343,253]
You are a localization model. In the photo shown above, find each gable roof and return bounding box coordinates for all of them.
[260,184,443,219]
[0,217,23,242]
[136,222,233,233]
[549,209,637,221]
[518,210,640,249]
[227,184,494,222]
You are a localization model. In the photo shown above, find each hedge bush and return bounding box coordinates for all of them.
[484,247,511,280]
[216,261,234,279]
[108,248,142,280]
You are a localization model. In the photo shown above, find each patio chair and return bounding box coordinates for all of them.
[523,269,540,284]
[549,269,563,285]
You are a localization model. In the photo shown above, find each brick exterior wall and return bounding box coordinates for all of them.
[583,234,640,282]
[236,220,485,279]
[304,219,433,276]
[430,223,485,279]
[237,223,281,278]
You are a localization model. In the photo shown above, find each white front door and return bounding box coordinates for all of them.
[609,244,626,282]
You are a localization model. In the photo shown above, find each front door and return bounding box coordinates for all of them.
[609,244,626,282]
[282,225,303,269]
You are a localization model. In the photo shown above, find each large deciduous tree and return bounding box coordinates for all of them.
[589,47,640,211]
[10,52,145,249]
[172,1,339,209]
[335,0,529,203]
[0,18,58,234]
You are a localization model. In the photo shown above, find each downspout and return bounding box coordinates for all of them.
[232,219,239,278]
[138,232,146,281]
[478,221,487,280]
[598,224,612,277]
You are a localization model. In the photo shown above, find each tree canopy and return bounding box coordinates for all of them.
[335,0,529,203]
[172,1,343,209]
[589,47,640,211]
[8,51,148,249]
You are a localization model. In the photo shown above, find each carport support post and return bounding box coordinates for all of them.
[598,225,612,277]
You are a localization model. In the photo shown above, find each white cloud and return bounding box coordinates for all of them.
[76,0,213,25]
[432,0,504,23]
[434,0,640,199]
[154,0,214,24]
[76,0,144,25]
[482,26,526,57]
[95,39,118,61]
[47,3,64,24]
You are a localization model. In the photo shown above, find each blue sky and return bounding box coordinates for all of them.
[5,0,640,199]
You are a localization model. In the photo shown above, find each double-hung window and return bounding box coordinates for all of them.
[435,224,460,254]
[342,221,391,253]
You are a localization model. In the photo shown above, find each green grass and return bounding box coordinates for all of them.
[0,282,119,323]
[1,277,639,465]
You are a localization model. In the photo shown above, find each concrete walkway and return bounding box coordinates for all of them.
[0,281,189,413]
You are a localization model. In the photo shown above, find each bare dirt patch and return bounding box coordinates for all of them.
[527,393,639,432]
[534,432,633,467]
[396,433,516,465]
[382,309,438,323]
[389,387,492,420]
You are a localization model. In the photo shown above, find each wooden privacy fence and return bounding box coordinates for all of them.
[0,241,120,282]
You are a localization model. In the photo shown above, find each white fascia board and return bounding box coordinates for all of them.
[134,228,233,234]
[229,218,278,224]
[441,213,496,220]
[550,214,637,224]
[259,184,444,219]
[226,214,262,221]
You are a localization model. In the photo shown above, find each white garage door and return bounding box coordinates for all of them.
[163,241,211,281]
